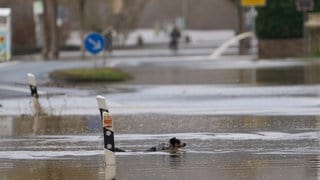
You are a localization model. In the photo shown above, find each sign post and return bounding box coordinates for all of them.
[239,0,264,55]
[0,8,11,61]
[241,0,266,7]
[84,32,105,67]
[296,0,314,55]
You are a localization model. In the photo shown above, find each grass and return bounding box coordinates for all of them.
[308,51,320,58]
[49,67,132,82]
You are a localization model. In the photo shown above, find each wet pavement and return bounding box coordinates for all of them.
[1,44,320,179]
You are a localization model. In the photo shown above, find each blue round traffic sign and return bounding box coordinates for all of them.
[84,32,105,54]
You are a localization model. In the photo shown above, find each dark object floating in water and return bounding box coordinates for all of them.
[116,137,187,153]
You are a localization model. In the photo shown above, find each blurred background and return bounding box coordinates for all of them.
[0,0,240,58]
[1,0,319,59]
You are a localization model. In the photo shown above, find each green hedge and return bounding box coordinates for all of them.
[255,0,320,39]
[49,68,132,82]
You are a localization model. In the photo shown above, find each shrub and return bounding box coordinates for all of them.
[255,0,320,39]
[50,68,132,82]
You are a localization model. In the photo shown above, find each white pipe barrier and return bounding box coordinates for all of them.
[209,31,254,60]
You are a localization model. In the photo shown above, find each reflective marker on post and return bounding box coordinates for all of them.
[96,95,116,180]
[27,73,38,98]
[96,95,109,118]
[103,112,116,180]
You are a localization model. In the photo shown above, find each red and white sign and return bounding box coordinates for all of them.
[103,113,113,128]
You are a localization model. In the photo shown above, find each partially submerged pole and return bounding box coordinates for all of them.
[27,73,38,98]
[27,73,42,115]
[96,95,116,180]
[103,111,116,180]
[96,95,109,117]
[28,73,45,134]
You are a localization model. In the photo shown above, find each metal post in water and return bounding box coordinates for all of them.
[96,95,116,180]
[27,73,38,98]
[103,111,116,180]
[96,95,109,118]
[27,73,42,116]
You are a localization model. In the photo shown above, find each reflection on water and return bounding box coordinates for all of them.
[0,153,318,180]
[0,115,317,136]
[0,115,101,136]
[256,67,305,85]
[316,116,320,179]
[0,115,319,179]
[116,154,319,180]
[114,115,318,134]
[0,158,103,180]
[169,154,183,169]
[124,63,320,85]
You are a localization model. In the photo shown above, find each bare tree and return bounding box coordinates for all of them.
[107,0,149,45]
[42,0,59,59]
[52,0,149,56]
[79,0,86,59]
[58,0,87,58]
[50,0,59,59]
[112,0,149,34]
[42,0,50,59]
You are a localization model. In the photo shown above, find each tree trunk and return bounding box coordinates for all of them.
[79,0,86,59]
[0,0,10,7]
[42,0,50,60]
[42,0,59,60]
[49,0,59,59]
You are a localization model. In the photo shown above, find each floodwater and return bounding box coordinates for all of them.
[0,114,320,180]
[1,56,320,179]
[121,59,320,85]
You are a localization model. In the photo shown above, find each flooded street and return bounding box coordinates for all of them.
[1,49,320,179]
[2,0,320,178]
[0,115,320,180]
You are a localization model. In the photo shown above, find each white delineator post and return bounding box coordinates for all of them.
[96,95,116,180]
[27,73,38,98]
[97,95,108,118]
[27,73,42,116]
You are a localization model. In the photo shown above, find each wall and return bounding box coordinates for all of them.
[258,39,304,59]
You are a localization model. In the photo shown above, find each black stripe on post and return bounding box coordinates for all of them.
[29,85,38,98]
[99,108,109,120]
[103,127,115,152]
[28,73,38,98]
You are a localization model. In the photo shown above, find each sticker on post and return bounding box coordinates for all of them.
[103,113,113,128]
